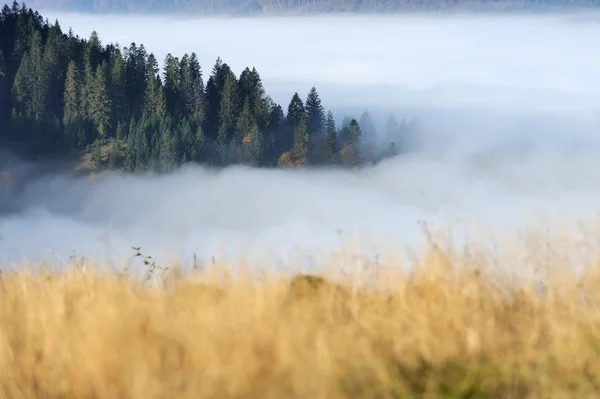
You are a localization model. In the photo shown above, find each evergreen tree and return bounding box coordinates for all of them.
[286,92,305,126]
[0,6,421,174]
[89,140,102,169]
[159,123,178,172]
[325,110,339,164]
[123,132,136,173]
[292,114,309,166]
[187,52,204,115]
[110,49,128,125]
[236,97,256,141]
[143,53,166,119]
[305,87,325,136]
[163,53,180,114]
[108,140,121,168]
[63,60,80,127]
[387,142,397,157]
[347,118,361,146]
[216,71,238,164]
[359,109,376,138]
[243,124,263,167]
[89,61,112,138]
[340,119,361,166]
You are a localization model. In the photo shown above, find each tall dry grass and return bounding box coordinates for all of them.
[1,224,600,398]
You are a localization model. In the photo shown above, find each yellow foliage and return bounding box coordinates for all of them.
[2,225,600,397]
[277,151,296,168]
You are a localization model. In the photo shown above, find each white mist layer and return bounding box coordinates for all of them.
[2,11,600,275]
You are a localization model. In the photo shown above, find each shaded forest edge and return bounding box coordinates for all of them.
[18,0,600,15]
[0,1,419,178]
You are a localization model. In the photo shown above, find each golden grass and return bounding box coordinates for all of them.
[2,225,600,398]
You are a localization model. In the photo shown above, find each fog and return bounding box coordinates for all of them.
[3,11,600,276]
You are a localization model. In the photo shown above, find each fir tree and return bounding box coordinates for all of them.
[305,87,325,136]
[325,110,339,164]
[63,60,80,127]
[292,114,309,166]
[89,61,112,138]
[286,92,305,126]
[110,50,128,125]
[216,71,238,164]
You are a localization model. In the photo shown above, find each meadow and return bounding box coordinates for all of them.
[1,223,600,398]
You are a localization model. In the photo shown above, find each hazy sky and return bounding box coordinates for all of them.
[2,11,600,277]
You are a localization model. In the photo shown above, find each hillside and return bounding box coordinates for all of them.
[0,2,415,177]
[18,0,600,14]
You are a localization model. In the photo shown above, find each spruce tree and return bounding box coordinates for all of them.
[325,110,339,164]
[107,141,121,168]
[163,53,180,115]
[292,114,309,166]
[348,119,361,146]
[359,109,376,138]
[236,97,256,142]
[63,60,80,127]
[305,87,325,136]
[216,72,238,164]
[89,61,112,138]
[244,124,263,167]
[110,50,128,125]
[286,92,305,126]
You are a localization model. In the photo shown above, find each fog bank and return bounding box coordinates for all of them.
[2,12,600,275]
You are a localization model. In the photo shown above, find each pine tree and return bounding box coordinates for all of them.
[187,52,204,115]
[305,87,325,136]
[89,140,102,169]
[108,141,121,169]
[325,110,339,164]
[387,142,397,157]
[243,124,263,167]
[216,71,238,164]
[12,30,47,122]
[135,123,150,172]
[143,53,165,119]
[292,114,309,166]
[286,92,305,126]
[236,98,256,142]
[348,119,361,146]
[359,109,376,138]
[63,60,80,127]
[116,121,127,140]
[123,131,136,173]
[341,119,362,166]
[111,50,128,125]
[159,124,178,172]
[163,53,180,115]
[89,62,112,138]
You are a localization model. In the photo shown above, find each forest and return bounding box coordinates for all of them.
[21,0,600,14]
[0,1,417,174]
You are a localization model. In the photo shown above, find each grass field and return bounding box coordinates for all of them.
[1,224,600,398]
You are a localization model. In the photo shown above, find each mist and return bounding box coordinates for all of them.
[2,10,600,276]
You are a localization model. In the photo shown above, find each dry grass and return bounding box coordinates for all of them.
[2,226,600,398]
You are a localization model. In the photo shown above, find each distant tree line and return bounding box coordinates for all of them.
[21,0,600,14]
[0,1,417,174]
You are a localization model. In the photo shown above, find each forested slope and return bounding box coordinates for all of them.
[0,2,415,174]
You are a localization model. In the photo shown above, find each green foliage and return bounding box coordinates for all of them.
[325,111,340,164]
[0,4,415,169]
[132,246,170,285]
[89,140,102,169]
[305,87,325,136]
[292,114,309,166]
[107,140,121,169]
